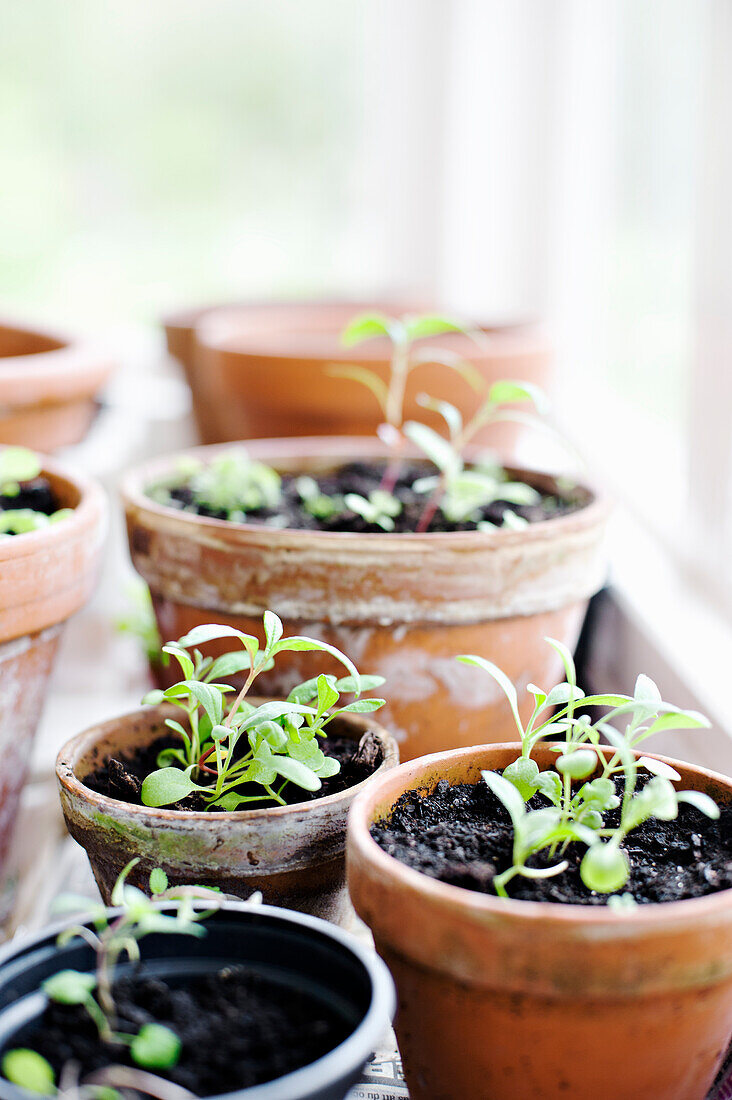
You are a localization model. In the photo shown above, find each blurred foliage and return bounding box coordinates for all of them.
[0,1,367,324]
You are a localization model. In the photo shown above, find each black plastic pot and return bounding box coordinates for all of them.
[0,901,395,1100]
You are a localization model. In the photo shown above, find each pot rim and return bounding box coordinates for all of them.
[121,436,610,547]
[0,319,114,400]
[195,303,547,361]
[0,899,396,1100]
[347,740,732,927]
[56,701,400,824]
[0,450,105,564]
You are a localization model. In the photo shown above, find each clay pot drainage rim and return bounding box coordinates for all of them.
[120,436,609,546]
[349,741,732,929]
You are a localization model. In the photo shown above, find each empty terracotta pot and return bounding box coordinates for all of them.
[0,319,114,450]
[164,300,551,447]
[121,437,609,762]
[56,702,398,923]
[0,452,106,878]
[347,742,732,1100]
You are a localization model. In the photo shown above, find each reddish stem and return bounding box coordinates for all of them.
[415,485,444,533]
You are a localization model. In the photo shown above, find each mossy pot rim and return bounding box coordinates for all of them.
[57,700,399,824]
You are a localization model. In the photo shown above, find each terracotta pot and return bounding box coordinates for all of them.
[347,742,732,1100]
[121,437,609,761]
[164,300,551,448]
[0,319,114,450]
[0,451,106,877]
[56,701,399,922]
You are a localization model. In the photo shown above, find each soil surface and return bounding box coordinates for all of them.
[86,727,383,811]
[13,966,351,1094]
[155,460,584,534]
[372,773,732,905]
[0,477,58,517]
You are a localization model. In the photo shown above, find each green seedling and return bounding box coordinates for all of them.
[344,490,402,531]
[149,450,281,523]
[2,862,220,1094]
[330,311,484,441]
[458,641,718,899]
[404,384,546,531]
[2,1051,196,1099]
[0,446,42,496]
[0,446,73,536]
[140,610,385,810]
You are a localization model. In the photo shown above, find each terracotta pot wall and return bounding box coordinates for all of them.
[122,437,609,762]
[0,626,62,870]
[57,703,398,922]
[347,743,732,1100]
[0,452,106,880]
[0,321,113,450]
[165,301,551,451]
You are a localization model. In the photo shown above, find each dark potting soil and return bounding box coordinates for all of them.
[0,477,58,517]
[157,460,584,534]
[371,774,732,905]
[85,728,384,810]
[15,967,351,1094]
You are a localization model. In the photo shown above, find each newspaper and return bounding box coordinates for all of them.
[347,1033,409,1100]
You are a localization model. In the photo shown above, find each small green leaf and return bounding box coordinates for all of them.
[607,892,638,911]
[173,624,258,650]
[326,364,389,415]
[2,1050,55,1094]
[544,682,585,708]
[634,673,662,703]
[502,757,540,800]
[335,698,385,714]
[43,969,96,1005]
[403,421,460,477]
[287,677,321,705]
[544,637,578,690]
[141,768,200,807]
[625,776,678,830]
[488,379,548,413]
[335,674,385,694]
[130,1023,182,1070]
[206,651,253,680]
[316,673,340,716]
[149,868,169,895]
[415,393,463,440]
[272,755,322,791]
[315,755,341,779]
[556,750,597,780]
[677,790,720,819]
[637,756,681,781]
[534,769,563,806]
[403,314,469,341]
[141,688,165,706]
[580,842,630,893]
[0,446,42,485]
[263,610,284,654]
[341,312,393,346]
[239,701,316,731]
